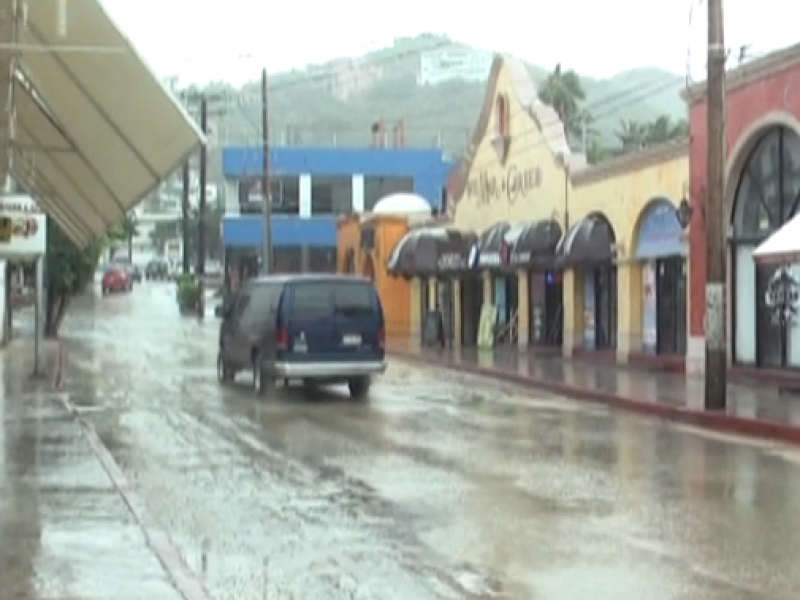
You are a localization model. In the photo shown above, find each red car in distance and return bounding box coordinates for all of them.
[101,266,133,295]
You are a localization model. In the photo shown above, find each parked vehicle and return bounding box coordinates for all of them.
[101,266,132,295]
[130,264,142,283]
[216,274,385,399]
[145,259,169,281]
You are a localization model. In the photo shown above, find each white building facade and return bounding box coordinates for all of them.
[418,48,494,85]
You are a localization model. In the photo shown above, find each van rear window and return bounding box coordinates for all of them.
[291,281,374,318]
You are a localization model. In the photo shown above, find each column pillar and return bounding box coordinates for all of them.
[616,261,642,362]
[453,279,462,346]
[562,269,582,357]
[517,270,529,346]
[410,279,421,339]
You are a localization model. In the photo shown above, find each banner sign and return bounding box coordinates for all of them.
[0,195,46,257]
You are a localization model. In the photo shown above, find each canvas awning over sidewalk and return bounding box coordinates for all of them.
[753,212,800,264]
[0,0,205,246]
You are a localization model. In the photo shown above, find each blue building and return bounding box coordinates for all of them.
[221,146,453,272]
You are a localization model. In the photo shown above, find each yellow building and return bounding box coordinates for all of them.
[402,53,693,365]
[568,143,689,364]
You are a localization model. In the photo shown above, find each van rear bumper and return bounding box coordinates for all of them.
[272,360,387,380]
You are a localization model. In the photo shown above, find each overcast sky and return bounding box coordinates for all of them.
[101,0,796,86]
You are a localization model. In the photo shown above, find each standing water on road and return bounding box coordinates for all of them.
[45,285,800,599]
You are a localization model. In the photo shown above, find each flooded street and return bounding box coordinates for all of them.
[15,283,800,599]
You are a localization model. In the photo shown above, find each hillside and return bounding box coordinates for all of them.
[194,35,686,158]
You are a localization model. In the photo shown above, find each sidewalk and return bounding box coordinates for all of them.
[0,339,190,600]
[388,339,800,444]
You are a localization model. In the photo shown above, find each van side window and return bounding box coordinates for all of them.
[332,282,374,317]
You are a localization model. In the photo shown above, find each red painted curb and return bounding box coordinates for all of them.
[391,350,800,446]
[53,346,213,600]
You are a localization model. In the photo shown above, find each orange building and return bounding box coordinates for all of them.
[337,213,415,336]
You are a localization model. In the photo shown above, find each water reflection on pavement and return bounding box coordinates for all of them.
[0,374,182,599]
[55,284,800,600]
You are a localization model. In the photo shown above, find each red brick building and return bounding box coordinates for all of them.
[686,44,800,373]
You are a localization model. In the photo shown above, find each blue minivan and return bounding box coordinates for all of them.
[216,274,386,399]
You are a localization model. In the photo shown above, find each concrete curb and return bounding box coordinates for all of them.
[391,350,800,446]
[51,344,214,600]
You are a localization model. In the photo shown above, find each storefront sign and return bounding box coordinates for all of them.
[479,240,511,267]
[437,252,467,271]
[764,266,800,324]
[0,198,46,257]
[465,164,542,206]
[634,200,685,259]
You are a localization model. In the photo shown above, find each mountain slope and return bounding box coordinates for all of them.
[200,35,685,156]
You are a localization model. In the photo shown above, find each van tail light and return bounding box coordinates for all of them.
[378,327,385,349]
[276,327,289,350]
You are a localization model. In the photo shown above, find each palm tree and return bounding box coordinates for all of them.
[538,63,586,135]
[616,119,648,150]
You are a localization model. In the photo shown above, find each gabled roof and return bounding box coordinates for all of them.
[445,54,573,219]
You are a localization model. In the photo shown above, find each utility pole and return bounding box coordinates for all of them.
[704,0,727,410]
[261,68,273,274]
[197,96,208,317]
[181,162,191,274]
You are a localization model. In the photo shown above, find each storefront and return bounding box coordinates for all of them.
[387,227,478,344]
[476,222,518,343]
[559,213,617,350]
[337,212,416,336]
[684,43,800,373]
[509,219,563,347]
[633,198,687,355]
[731,126,800,368]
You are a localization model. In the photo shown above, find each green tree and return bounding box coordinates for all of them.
[121,213,138,261]
[44,217,106,337]
[149,220,180,254]
[538,63,586,136]
[616,118,648,150]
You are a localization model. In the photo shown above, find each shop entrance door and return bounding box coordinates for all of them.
[543,270,563,346]
[594,266,617,349]
[655,257,687,355]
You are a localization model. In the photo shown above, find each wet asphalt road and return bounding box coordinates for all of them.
[50,283,800,600]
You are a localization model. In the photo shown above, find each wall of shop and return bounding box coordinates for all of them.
[447,54,574,345]
[685,44,800,373]
[568,142,689,360]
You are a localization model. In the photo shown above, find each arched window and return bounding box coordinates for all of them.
[731,125,800,369]
[495,95,509,137]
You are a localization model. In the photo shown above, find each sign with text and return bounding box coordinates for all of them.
[0,196,45,257]
[466,164,542,206]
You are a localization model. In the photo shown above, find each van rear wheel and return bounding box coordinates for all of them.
[348,377,371,400]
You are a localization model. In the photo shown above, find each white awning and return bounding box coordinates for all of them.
[0,0,205,246]
[753,212,800,264]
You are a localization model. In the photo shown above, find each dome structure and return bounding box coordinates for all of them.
[372,193,432,216]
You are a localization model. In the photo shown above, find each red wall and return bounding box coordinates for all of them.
[688,64,800,336]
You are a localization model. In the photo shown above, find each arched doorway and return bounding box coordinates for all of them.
[731,125,800,368]
[558,212,617,350]
[632,198,687,355]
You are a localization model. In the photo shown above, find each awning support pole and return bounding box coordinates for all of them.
[32,254,44,377]
[5,0,21,193]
